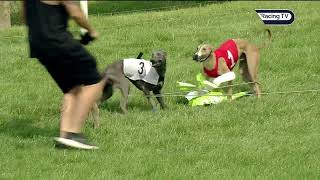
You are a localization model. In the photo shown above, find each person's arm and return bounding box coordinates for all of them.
[60,1,98,38]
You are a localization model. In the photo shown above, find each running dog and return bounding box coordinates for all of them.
[192,29,271,99]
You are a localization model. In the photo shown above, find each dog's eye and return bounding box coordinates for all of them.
[202,48,206,51]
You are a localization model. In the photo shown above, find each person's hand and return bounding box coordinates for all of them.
[80,30,98,45]
[88,30,99,40]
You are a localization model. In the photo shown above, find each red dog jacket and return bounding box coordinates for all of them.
[204,39,239,78]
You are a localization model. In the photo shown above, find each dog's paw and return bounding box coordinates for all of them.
[93,123,100,129]
[121,110,128,114]
[160,106,167,110]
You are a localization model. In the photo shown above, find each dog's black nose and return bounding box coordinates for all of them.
[192,54,199,61]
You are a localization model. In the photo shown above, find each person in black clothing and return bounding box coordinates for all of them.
[23,0,106,150]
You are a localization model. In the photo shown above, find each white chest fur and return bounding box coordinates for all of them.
[123,58,160,85]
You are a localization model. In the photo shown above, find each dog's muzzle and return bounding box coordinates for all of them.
[192,50,213,63]
[151,60,162,67]
[192,54,200,62]
[192,54,207,62]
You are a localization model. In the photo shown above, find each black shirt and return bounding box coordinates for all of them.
[25,0,79,58]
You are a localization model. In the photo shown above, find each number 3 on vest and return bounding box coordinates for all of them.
[138,62,145,75]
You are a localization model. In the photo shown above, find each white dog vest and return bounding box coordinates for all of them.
[123,58,160,85]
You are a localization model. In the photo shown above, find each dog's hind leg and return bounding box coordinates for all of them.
[119,82,130,113]
[101,82,113,102]
[92,103,100,129]
[239,54,253,83]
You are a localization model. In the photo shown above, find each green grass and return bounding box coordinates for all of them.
[9,1,213,25]
[1,1,320,179]
[88,1,212,15]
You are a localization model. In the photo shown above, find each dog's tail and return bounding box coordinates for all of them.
[258,29,272,49]
[101,78,114,102]
[101,82,113,102]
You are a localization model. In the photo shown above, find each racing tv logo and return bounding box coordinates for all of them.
[256,9,294,25]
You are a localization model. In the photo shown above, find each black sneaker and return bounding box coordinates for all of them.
[54,132,99,150]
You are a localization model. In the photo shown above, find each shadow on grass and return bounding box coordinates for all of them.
[0,116,57,139]
[175,97,189,105]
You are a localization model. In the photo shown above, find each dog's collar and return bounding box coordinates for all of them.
[199,50,213,62]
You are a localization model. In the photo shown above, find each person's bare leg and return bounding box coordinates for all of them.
[59,86,81,138]
[71,81,105,132]
[59,80,106,137]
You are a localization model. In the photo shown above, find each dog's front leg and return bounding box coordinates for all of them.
[153,89,166,110]
[143,89,157,111]
[216,60,236,101]
[227,81,233,101]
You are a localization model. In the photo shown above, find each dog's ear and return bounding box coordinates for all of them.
[161,50,167,58]
[152,50,167,60]
[137,52,143,59]
[151,51,156,59]
[157,49,166,55]
[201,44,213,50]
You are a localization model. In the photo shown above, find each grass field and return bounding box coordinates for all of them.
[9,1,212,25]
[1,1,320,179]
